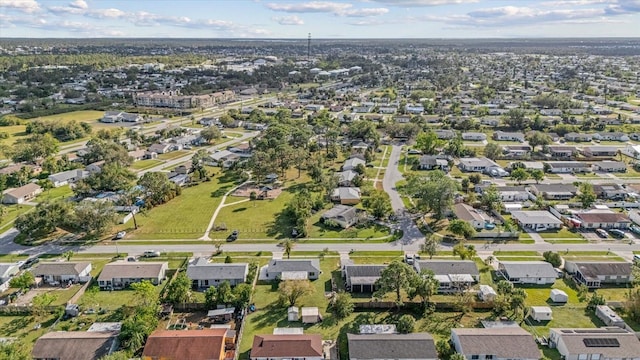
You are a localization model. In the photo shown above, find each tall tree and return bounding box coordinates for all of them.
[72,201,118,238]
[409,270,439,309]
[201,126,222,144]
[448,219,476,239]
[578,182,596,208]
[510,168,529,184]
[363,190,393,219]
[374,261,416,306]
[526,131,551,151]
[483,142,502,160]
[278,280,314,307]
[421,233,439,259]
[165,272,192,305]
[404,170,457,220]
[414,131,443,155]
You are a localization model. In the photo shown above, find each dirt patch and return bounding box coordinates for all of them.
[162,310,239,330]
[232,184,282,200]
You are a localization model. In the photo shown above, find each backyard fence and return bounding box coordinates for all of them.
[67,278,93,305]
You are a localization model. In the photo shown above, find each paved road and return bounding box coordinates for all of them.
[382,144,424,246]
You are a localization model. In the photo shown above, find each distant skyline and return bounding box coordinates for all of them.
[1,0,639,38]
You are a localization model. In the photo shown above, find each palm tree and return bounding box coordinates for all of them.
[249,191,257,207]
[281,239,294,259]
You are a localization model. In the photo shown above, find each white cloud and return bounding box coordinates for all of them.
[366,0,478,6]
[86,8,127,19]
[272,15,305,25]
[0,0,41,13]
[69,0,87,10]
[266,1,388,17]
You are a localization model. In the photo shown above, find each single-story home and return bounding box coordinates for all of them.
[250,334,323,360]
[593,160,627,172]
[32,331,119,360]
[331,187,361,205]
[453,203,486,230]
[574,212,631,229]
[458,157,500,173]
[498,261,557,285]
[622,144,640,160]
[265,259,321,280]
[343,157,366,171]
[435,129,456,140]
[493,131,525,142]
[142,328,229,360]
[546,145,577,158]
[186,258,249,290]
[564,261,633,288]
[97,261,168,290]
[418,155,450,171]
[32,262,92,285]
[503,145,532,157]
[544,161,591,174]
[347,333,438,360]
[148,143,172,154]
[510,210,562,232]
[321,205,359,229]
[549,327,640,360]
[2,183,42,204]
[593,132,629,142]
[477,185,529,202]
[529,184,577,200]
[581,146,619,158]
[564,132,593,142]
[451,326,541,360]
[461,132,487,141]
[343,264,387,293]
[414,260,480,293]
[335,170,359,186]
[49,169,89,187]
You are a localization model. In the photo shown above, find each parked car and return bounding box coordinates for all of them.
[227,230,239,242]
[609,229,626,238]
[114,231,126,240]
[630,225,640,236]
[143,250,161,257]
[19,257,39,270]
[595,229,608,238]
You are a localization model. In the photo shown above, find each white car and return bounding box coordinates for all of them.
[115,231,126,239]
[143,250,161,257]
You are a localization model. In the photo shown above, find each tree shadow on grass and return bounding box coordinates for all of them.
[211,185,232,198]
[0,317,31,336]
[233,207,247,213]
[266,210,295,239]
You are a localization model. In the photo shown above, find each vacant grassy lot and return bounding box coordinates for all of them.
[31,110,105,124]
[130,159,164,171]
[157,150,190,161]
[120,170,238,239]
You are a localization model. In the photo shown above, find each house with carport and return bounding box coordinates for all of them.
[564,261,633,288]
[186,258,248,290]
[343,264,386,293]
[498,261,557,285]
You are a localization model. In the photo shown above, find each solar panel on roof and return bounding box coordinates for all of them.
[583,338,620,347]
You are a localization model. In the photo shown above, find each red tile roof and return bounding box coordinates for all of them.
[251,334,323,358]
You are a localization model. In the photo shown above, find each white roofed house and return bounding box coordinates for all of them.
[622,144,640,159]
[498,261,557,285]
[186,258,249,290]
[343,157,366,171]
[148,143,172,154]
[32,262,92,285]
[335,170,359,187]
[414,260,479,293]
[593,160,627,172]
[564,261,633,288]
[546,145,577,159]
[458,157,499,172]
[544,161,592,173]
[510,210,562,232]
[97,261,168,290]
[493,130,525,142]
[581,146,619,158]
[331,187,361,205]
[48,169,89,187]
[321,205,359,229]
[529,183,577,200]
[549,327,640,360]
[461,132,487,141]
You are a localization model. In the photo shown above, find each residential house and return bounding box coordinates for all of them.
[2,183,42,204]
[498,261,558,285]
[86,160,105,174]
[481,118,500,127]
[593,161,627,172]
[378,106,397,114]
[97,261,168,290]
[128,149,147,161]
[148,143,172,154]
[394,115,412,123]
[574,212,631,229]
[186,258,249,290]
[250,334,323,360]
[549,327,640,360]
[265,259,321,280]
[581,146,619,158]
[546,145,577,158]
[510,210,562,232]
[545,161,591,173]
[32,262,92,285]
[142,329,229,360]
[32,331,119,360]
[406,105,424,114]
[529,184,578,200]
[503,145,532,157]
[347,333,438,360]
[622,144,640,159]
[0,263,19,283]
[48,169,89,187]
[435,129,456,140]
[593,184,627,200]
[418,155,450,171]
[565,132,593,142]
[462,132,487,141]
[331,187,361,205]
[477,185,529,202]
[453,203,487,230]
[343,264,386,293]
[0,163,40,176]
[508,161,544,171]
[564,261,633,288]
[413,260,479,293]
[321,205,359,229]
[343,157,366,171]
[335,170,359,186]
[101,111,143,123]
[458,157,499,173]
[450,326,541,360]
[493,131,525,142]
[593,132,629,142]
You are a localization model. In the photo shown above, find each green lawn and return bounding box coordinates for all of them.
[130,159,164,170]
[0,124,28,147]
[30,110,105,124]
[0,315,59,349]
[0,204,34,231]
[157,150,190,161]
[36,185,73,202]
[538,228,585,240]
[121,170,238,239]
[493,251,540,256]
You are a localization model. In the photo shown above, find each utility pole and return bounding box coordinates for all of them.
[307,33,311,62]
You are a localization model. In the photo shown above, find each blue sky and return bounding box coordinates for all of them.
[1,0,639,38]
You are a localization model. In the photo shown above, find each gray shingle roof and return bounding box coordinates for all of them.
[452,327,541,359]
[348,333,438,360]
[268,259,320,274]
[566,261,632,278]
[414,260,479,277]
[186,258,248,281]
[499,261,557,279]
[32,262,91,277]
[97,262,167,282]
[551,328,640,358]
